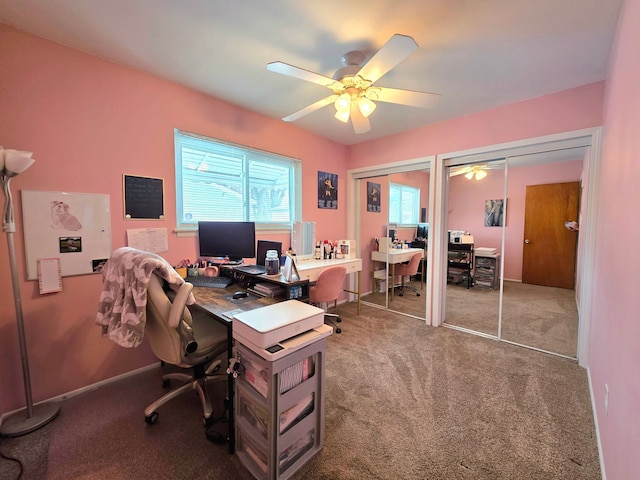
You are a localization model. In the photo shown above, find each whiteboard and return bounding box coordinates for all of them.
[22,190,112,280]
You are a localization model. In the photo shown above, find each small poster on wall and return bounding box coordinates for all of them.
[318,171,338,209]
[367,182,381,212]
[484,199,505,227]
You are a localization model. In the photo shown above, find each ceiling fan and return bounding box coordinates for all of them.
[450,164,494,180]
[267,34,441,134]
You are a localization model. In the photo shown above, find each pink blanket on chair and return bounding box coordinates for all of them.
[96,247,194,348]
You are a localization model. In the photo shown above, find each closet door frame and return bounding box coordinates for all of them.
[432,127,602,366]
[347,156,435,324]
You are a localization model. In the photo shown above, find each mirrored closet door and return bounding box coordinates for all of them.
[442,150,584,358]
[499,151,582,357]
[359,166,430,321]
[444,159,505,337]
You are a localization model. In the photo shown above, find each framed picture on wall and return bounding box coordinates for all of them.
[367,182,381,212]
[484,199,505,227]
[318,171,338,209]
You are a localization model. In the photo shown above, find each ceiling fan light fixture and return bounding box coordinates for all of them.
[334,109,350,123]
[334,93,351,112]
[357,96,376,118]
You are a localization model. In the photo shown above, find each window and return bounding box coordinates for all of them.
[175,129,301,231]
[389,182,420,225]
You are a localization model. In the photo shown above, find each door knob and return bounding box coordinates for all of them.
[524,239,531,244]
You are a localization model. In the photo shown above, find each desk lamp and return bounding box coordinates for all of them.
[0,147,59,437]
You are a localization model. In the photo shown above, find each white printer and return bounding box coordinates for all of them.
[232,300,332,360]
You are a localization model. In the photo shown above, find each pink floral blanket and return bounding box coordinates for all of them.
[96,247,194,348]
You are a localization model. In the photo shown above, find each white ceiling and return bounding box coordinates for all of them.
[0,0,623,146]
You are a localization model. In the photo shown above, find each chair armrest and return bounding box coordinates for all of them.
[168,282,193,328]
[168,282,198,355]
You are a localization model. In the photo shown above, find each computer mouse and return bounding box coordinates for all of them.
[232,291,248,300]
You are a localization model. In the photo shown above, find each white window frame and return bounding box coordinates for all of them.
[174,129,302,232]
[389,182,420,225]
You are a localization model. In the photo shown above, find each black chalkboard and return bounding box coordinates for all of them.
[123,175,164,220]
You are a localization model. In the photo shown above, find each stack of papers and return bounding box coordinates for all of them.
[253,282,285,297]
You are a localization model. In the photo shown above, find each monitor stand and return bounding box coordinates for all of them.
[210,257,243,266]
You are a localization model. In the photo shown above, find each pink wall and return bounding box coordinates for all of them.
[0,25,348,413]
[590,0,640,478]
[448,160,583,281]
[348,82,604,171]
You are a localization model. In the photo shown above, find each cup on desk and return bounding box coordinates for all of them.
[175,267,187,278]
[204,266,219,277]
[187,267,198,277]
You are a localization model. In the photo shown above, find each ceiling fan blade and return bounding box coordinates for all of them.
[370,87,441,108]
[356,34,418,84]
[267,61,338,88]
[350,103,371,134]
[282,94,338,122]
[449,166,472,177]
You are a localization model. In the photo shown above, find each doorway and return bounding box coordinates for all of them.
[522,182,580,289]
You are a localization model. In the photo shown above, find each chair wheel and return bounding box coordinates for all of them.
[145,412,159,424]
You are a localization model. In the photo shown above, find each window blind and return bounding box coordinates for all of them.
[175,129,301,231]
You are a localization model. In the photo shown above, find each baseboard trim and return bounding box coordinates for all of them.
[587,366,606,480]
[0,363,160,425]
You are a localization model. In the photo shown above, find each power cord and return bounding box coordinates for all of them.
[0,436,24,480]
[205,397,230,445]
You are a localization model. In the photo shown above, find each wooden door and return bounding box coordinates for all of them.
[522,182,579,289]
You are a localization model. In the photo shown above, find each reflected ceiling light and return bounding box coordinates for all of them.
[465,165,488,180]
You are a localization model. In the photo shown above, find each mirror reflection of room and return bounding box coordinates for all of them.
[362,169,429,320]
[444,161,504,337]
[443,153,583,358]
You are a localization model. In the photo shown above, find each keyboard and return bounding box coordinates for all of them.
[234,264,266,275]
[185,276,233,288]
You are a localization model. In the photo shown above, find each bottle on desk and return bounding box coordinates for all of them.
[265,250,280,275]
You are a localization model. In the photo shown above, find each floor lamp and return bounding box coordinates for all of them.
[0,147,59,437]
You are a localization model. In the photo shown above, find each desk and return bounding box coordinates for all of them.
[191,258,361,453]
[371,248,425,300]
[295,257,362,315]
[191,288,277,454]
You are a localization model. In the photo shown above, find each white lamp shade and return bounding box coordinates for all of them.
[334,93,351,112]
[334,109,350,123]
[357,97,377,118]
[1,148,35,176]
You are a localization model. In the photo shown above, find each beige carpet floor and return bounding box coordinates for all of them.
[0,303,597,479]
